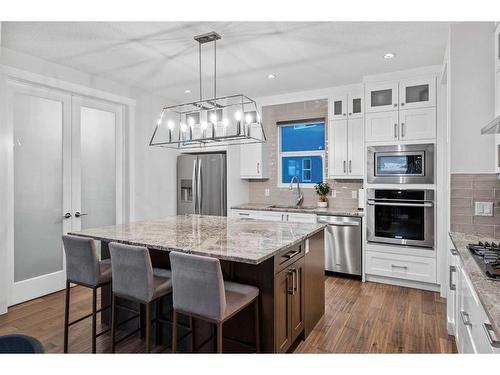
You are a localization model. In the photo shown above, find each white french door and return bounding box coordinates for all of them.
[7,82,125,306]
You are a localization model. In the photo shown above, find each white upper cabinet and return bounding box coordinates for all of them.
[347,87,364,119]
[328,120,348,177]
[399,77,436,110]
[399,107,436,141]
[240,142,267,179]
[347,118,364,177]
[365,111,399,143]
[328,118,364,178]
[330,93,348,120]
[365,81,399,113]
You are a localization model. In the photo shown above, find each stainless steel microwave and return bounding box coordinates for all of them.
[367,144,434,184]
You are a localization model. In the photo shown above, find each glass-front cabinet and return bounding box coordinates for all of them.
[347,87,364,119]
[365,81,399,112]
[330,93,347,120]
[399,77,436,110]
[329,86,364,120]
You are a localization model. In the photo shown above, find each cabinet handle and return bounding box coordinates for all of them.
[460,311,472,327]
[349,112,352,116]
[393,103,398,107]
[449,265,457,291]
[349,160,352,173]
[343,113,346,117]
[401,102,405,106]
[391,264,408,270]
[343,160,346,173]
[286,214,289,221]
[293,269,298,294]
[281,214,284,221]
[238,212,250,216]
[394,123,398,139]
[483,323,500,348]
[257,162,260,174]
[450,247,459,256]
[287,269,295,295]
[284,249,301,259]
[401,122,405,138]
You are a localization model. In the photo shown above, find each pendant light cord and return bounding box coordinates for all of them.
[214,39,217,99]
[199,42,202,101]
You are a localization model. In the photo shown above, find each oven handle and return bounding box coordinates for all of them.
[367,200,434,208]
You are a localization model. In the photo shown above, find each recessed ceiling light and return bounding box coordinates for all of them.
[267,73,276,80]
[184,89,191,94]
[384,52,396,59]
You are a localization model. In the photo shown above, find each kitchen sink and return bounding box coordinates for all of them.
[267,204,317,210]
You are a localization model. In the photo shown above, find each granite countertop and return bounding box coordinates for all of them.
[69,215,326,265]
[449,232,500,337]
[231,203,364,217]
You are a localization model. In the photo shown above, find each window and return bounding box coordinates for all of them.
[278,121,325,185]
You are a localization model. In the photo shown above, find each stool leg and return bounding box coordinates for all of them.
[145,302,152,353]
[111,294,117,353]
[254,298,260,353]
[172,310,178,353]
[216,322,223,354]
[63,281,70,353]
[190,316,195,352]
[155,301,161,346]
[92,287,97,354]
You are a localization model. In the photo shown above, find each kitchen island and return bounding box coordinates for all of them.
[70,214,326,353]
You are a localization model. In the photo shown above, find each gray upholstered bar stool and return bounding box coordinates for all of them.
[108,242,172,353]
[62,235,113,354]
[169,252,260,353]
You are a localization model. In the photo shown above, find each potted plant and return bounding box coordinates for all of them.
[314,182,330,208]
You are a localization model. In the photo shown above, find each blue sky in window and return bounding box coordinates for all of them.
[281,122,325,152]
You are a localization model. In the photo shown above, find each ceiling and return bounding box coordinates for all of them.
[1,22,450,102]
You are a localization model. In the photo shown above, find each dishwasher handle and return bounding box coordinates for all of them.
[317,217,360,226]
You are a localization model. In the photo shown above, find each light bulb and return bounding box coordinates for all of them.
[188,117,195,127]
[234,111,242,121]
[167,120,175,130]
[201,121,208,130]
[180,123,187,133]
[245,113,252,124]
[222,118,229,127]
[256,113,261,122]
[210,113,217,124]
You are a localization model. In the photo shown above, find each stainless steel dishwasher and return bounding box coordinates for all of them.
[317,215,362,276]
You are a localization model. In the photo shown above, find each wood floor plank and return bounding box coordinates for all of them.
[0,275,456,353]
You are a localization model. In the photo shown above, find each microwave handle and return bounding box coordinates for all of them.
[367,200,433,208]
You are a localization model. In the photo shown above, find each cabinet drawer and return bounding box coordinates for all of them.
[259,211,285,221]
[285,212,317,223]
[276,242,305,272]
[365,251,436,283]
[232,209,260,219]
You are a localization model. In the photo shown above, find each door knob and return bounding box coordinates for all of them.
[63,212,72,219]
[75,211,88,218]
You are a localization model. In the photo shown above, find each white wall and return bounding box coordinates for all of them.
[449,22,496,173]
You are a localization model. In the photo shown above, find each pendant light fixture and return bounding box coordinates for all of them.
[149,32,266,149]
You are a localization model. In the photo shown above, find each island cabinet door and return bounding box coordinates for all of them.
[275,267,292,353]
[290,257,305,342]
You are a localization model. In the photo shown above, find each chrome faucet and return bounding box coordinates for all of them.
[289,176,303,207]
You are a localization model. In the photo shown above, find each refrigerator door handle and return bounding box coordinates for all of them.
[197,158,203,214]
[192,159,198,214]
[221,158,225,216]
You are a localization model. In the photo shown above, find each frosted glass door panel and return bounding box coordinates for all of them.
[80,106,116,230]
[13,94,64,282]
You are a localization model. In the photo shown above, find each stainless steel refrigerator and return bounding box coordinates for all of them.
[177,153,227,216]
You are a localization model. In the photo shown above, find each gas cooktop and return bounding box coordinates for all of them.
[467,242,500,280]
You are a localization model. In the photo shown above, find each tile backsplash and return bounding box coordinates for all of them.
[248,99,363,209]
[450,173,500,237]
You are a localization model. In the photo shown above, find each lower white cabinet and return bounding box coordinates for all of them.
[448,243,500,354]
[365,251,436,284]
[231,209,316,223]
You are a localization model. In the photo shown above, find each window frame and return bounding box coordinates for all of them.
[277,118,326,188]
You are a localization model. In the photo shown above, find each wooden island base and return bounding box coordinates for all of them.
[99,230,325,353]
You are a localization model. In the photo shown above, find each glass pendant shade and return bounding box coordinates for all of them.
[149,94,266,149]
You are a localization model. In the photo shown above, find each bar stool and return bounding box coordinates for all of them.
[169,252,260,353]
[62,235,113,354]
[108,242,172,353]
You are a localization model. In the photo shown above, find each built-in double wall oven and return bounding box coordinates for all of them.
[366,189,435,249]
[367,144,434,184]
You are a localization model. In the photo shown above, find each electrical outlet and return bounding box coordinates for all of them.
[265,188,270,197]
[351,190,357,199]
[475,201,494,216]
[331,190,337,198]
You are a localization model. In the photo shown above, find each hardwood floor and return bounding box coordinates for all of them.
[0,275,456,354]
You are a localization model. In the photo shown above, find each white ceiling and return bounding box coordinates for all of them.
[1,22,450,102]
